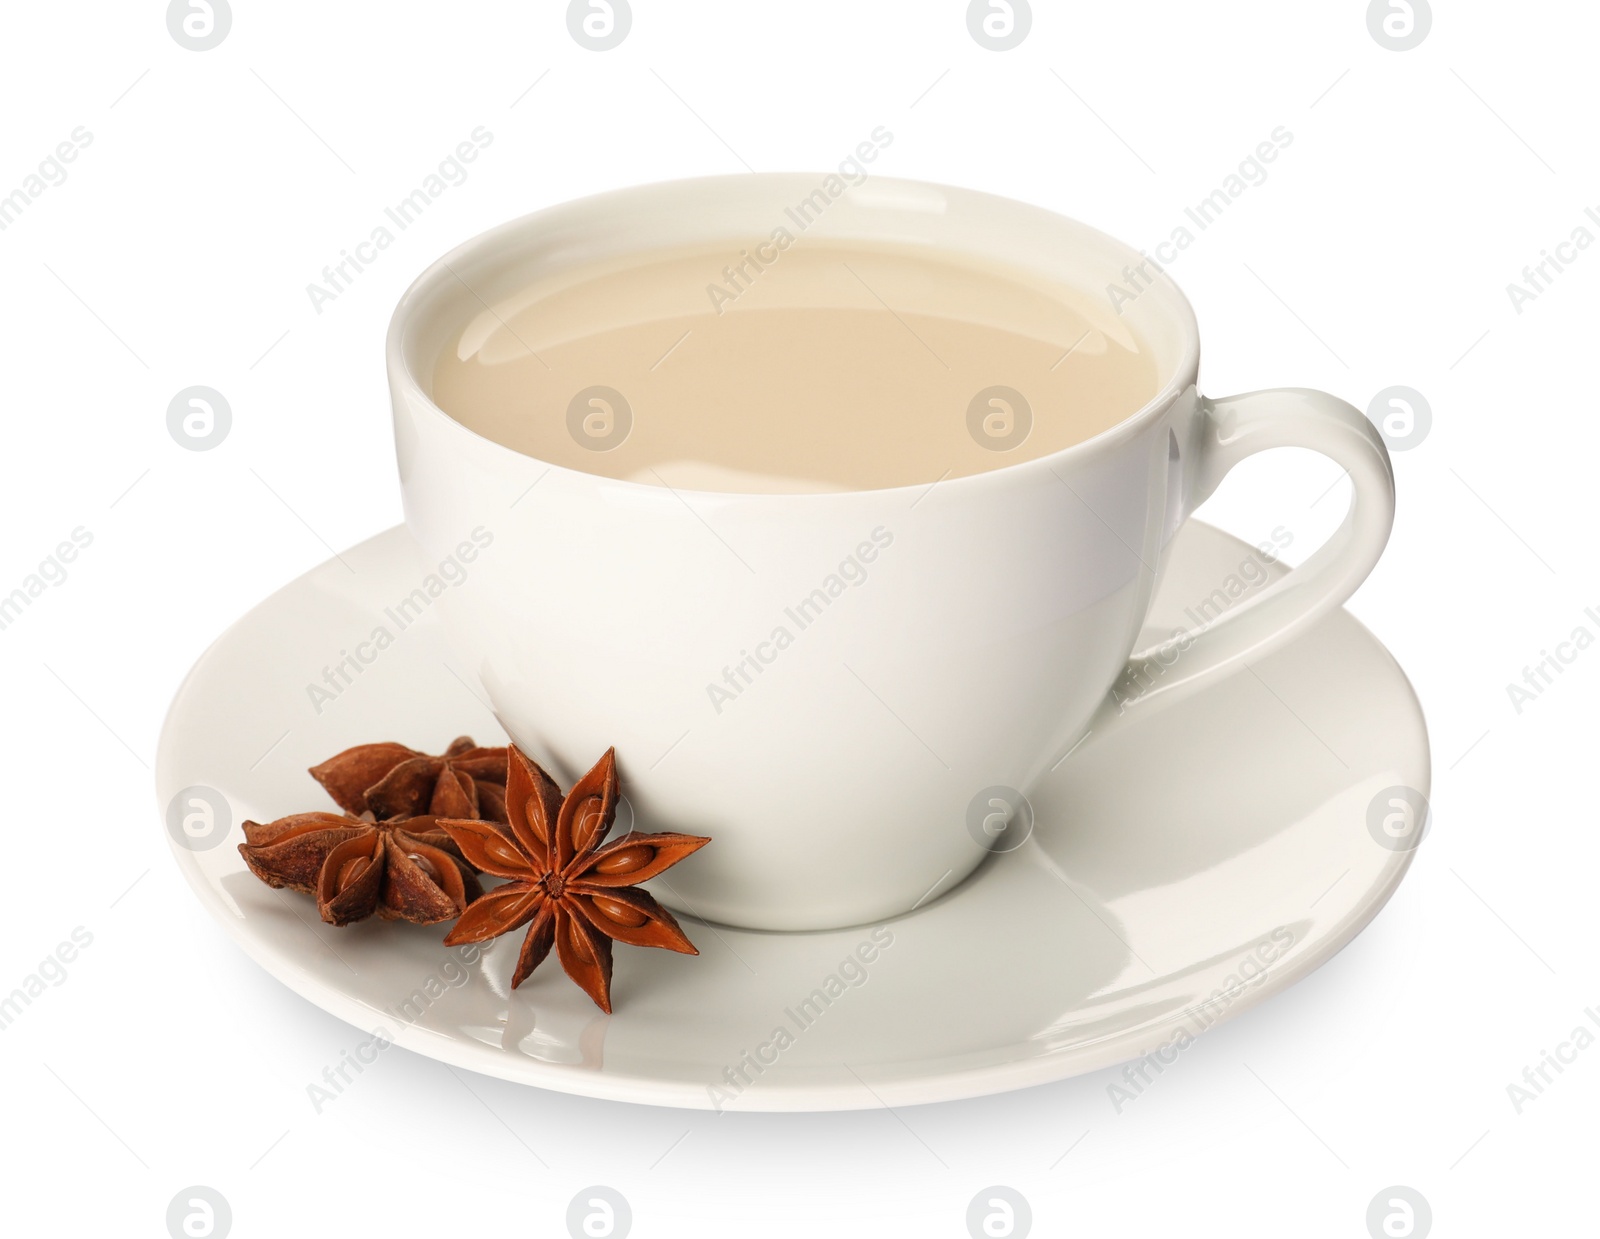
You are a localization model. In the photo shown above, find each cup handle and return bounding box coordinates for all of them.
[1089,387,1395,734]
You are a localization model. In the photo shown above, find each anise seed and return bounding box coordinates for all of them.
[336,856,370,892]
[407,852,441,883]
[594,844,652,875]
[592,895,649,928]
[489,838,526,868]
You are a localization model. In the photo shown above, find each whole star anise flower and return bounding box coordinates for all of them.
[238,812,483,927]
[309,736,509,824]
[439,746,709,1012]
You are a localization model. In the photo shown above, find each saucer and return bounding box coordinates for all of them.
[156,522,1428,1111]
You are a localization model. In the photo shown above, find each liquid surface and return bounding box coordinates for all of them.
[430,241,1161,493]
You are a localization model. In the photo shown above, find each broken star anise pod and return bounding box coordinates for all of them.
[439,746,709,1013]
[309,735,510,824]
[238,812,483,927]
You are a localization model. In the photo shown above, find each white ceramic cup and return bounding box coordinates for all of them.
[388,174,1394,932]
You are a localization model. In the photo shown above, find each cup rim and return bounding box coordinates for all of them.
[386,172,1202,500]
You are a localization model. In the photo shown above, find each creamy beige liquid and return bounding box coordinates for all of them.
[430,240,1160,493]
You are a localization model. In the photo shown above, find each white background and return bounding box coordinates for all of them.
[2,0,1594,1234]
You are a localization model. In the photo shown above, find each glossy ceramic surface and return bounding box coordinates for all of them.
[156,522,1428,1111]
[389,174,1396,930]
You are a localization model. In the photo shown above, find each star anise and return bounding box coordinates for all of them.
[439,746,709,1012]
[309,736,510,824]
[238,812,483,927]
